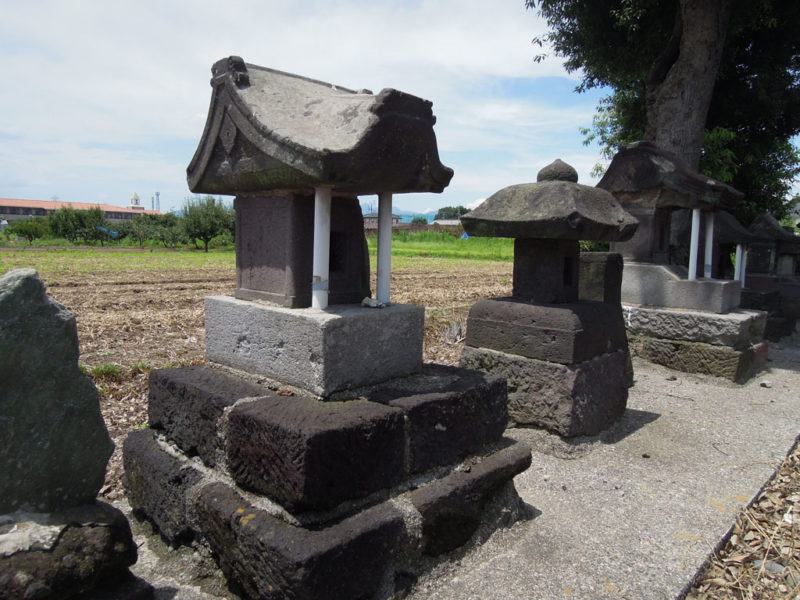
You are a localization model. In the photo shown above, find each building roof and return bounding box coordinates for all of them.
[0,198,160,215]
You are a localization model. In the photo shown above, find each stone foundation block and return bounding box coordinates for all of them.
[764,315,797,342]
[0,502,140,600]
[465,298,628,365]
[122,429,203,543]
[376,365,508,473]
[629,335,769,382]
[205,296,424,396]
[195,482,403,600]
[740,288,780,313]
[410,441,531,555]
[622,305,766,349]
[459,346,628,436]
[225,396,406,512]
[777,280,800,318]
[148,366,269,467]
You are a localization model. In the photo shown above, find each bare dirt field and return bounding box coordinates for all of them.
[6,253,798,599]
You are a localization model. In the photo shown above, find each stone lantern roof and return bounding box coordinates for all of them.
[597,141,742,210]
[461,159,638,241]
[187,56,453,196]
[749,213,800,247]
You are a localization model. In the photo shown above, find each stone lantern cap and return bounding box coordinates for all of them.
[749,213,800,252]
[597,141,742,210]
[187,56,453,196]
[461,159,638,241]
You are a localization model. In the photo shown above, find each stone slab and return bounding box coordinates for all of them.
[147,365,270,467]
[122,429,203,543]
[460,346,628,437]
[0,502,139,600]
[621,305,766,349]
[0,269,113,513]
[195,482,404,600]
[225,395,406,512]
[764,315,797,342]
[777,279,800,318]
[465,298,628,365]
[204,296,424,396]
[579,252,624,305]
[411,441,531,556]
[739,288,780,313]
[629,335,769,382]
[620,262,741,313]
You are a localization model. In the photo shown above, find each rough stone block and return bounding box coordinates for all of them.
[225,395,406,512]
[629,335,769,383]
[205,297,424,396]
[460,346,628,436]
[777,280,800,318]
[620,262,741,313]
[410,441,531,555]
[764,315,797,342]
[122,429,203,543]
[621,305,766,349]
[465,298,627,365]
[0,269,113,513]
[195,482,403,600]
[740,288,780,313]
[0,502,139,600]
[148,365,269,466]
[383,365,508,473]
[579,252,624,305]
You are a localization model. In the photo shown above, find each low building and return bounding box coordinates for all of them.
[0,198,160,224]
[362,212,401,229]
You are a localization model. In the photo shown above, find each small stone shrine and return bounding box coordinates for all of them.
[598,142,768,381]
[459,159,638,437]
[123,57,532,600]
[744,213,800,338]
[0,269,147,599]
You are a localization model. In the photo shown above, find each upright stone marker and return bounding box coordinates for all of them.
[460,160,638,436]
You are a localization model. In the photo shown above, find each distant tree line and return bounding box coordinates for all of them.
[3,196,235,251]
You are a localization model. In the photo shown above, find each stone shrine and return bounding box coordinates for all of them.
[123,57,532,600]
[598,142,768,381]
[459,159,638,436]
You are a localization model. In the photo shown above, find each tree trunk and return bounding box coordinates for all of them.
[644,0,732,169]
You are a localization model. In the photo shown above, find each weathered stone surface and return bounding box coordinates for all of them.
[0,502,139,600]
[122,429,203,543]
[460,346,628,436]
[465,298,628,365]
[777,280,800,318]
[384,366,508,473]
[234,194,370,308]
[740,288,780,313]
[410,441,531,556]
[536,158,578,183]
[764,315,797,342]
[462,180,637,241]
[148,365,269,467]
[225,396,406,512]
[0,268,113,513]
[512,238,580,303]
[622,305,766,349]
[195,482,403,600]
[187,56,453,196]
[205,297,424,396]
[579,252,624,305]
[629,335,769,382]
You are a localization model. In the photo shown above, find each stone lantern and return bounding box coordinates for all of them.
[459,160,638,436]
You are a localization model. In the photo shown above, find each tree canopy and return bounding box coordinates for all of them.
[435,206,470,220]
[181,196,234,252]
[527,0,800,224]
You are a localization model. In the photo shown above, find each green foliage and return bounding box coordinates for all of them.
[123,214,157,248]
[90,363,123,380]
[153,213,184,248]
[6,219,48,245]
[434,206,469,220]
[48,206,82,242]
[410,216,428,225]
[182,196,234,252]
[528,0,800,224]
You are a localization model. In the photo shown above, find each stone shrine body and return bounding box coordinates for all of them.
[123,57,532,600]
[459,160,638,437]
[599,142,768,382]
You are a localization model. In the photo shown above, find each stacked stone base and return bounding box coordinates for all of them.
[123,364,531,600]
[623,305,769,382]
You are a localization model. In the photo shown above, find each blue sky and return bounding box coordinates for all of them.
[0,0,611,215]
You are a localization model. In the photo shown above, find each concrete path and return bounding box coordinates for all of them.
[128,334,800,600]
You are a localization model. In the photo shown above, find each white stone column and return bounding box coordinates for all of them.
[734,244,744,281]
[703,211,715,278]
[376,192,393,304]
[688,207,701,280]
[740,249,748,288]
[312,186,331,309]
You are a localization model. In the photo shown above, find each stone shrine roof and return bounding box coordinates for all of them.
[597,141,742,210]
[187,56,453,196]
[749,213,800,245]
[461,160,638,241]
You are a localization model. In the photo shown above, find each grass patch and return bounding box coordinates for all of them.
[90,363,123,380]
[366,230,513,262]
